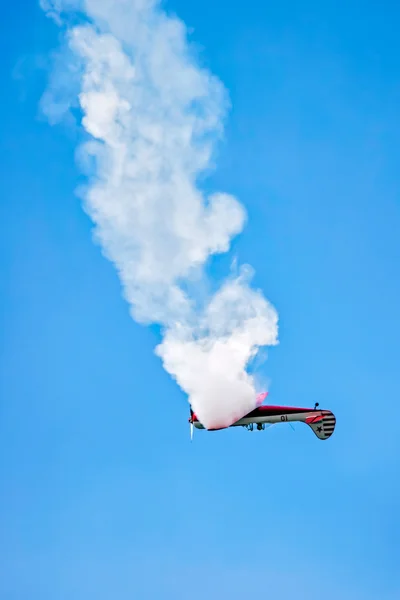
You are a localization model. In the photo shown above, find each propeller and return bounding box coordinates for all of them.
[190,420,194,441]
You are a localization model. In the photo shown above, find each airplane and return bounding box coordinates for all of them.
[188,392,336,441]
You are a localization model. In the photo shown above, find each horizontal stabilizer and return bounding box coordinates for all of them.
[305,414,324,424]
[306,410,336,440]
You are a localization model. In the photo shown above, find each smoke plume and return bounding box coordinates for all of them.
[40,0,279,429]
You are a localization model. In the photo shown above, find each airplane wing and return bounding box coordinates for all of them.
[256,392,268,406]
[305,410,336,440]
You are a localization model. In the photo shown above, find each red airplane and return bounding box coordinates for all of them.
[188,392,336,441]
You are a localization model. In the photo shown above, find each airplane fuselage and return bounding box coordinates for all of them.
[190,405,336,440]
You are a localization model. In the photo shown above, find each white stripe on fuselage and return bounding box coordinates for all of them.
[193,411,322,430]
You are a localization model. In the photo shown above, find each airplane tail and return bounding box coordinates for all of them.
[305,410,336,440]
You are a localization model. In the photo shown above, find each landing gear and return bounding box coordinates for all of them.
[244,422,266,431]
[243,423,254,431]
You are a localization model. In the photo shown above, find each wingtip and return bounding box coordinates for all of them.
[256,391,268,405]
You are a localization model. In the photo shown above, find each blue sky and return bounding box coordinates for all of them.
[1,1,400,598]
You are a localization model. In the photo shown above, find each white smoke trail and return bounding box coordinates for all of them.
[40,0,279,429]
